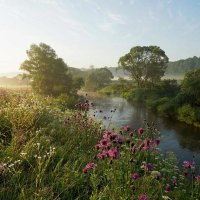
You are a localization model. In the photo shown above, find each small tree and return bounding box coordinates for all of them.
[118,46,169,88]
[20,43,72,96]
[85,68,113,91]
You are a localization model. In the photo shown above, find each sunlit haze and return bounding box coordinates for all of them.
[0,0,200,74]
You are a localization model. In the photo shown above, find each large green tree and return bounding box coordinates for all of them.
[118,46,169,88]
[20,43,72,96]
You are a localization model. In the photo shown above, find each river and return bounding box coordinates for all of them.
[89,96,200,166]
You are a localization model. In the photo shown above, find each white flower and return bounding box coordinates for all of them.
[162,196,172,200]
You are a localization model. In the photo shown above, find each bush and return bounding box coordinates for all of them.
[157,99,178,117]
[178,104,196,124]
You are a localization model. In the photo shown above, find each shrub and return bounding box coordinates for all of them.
[178,104,196,124]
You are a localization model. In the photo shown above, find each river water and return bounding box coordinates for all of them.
[89,96,200,166]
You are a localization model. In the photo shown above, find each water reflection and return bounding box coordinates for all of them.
[89,96,200,165]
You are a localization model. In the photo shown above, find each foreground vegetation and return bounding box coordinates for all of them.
[0,88,200,200]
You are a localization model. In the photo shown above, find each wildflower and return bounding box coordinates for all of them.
[110,133,118,140]
[143,163,153,172]
[8,164,14,168]
[82,162,97,173]
[138,194,149,200]
[162,196,172,200]
[183,161,194,168]
[142,139,150,150]
[99,139,111,148]
[154,137,160,146]
[172,178,177,186]
[103,130,112,139]
[195,175,200,181]
[131,172,139,180]
[113,134,124,144]
[97,151,108,159]
[123,125,130,132]
[107,148,119,159]
[165,184,171,192]
[138,128,144,135]
[20,152,27,156]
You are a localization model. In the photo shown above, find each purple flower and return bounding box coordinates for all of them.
[143,163,153,172]
[107,148,119,159]
[138,194,149,200]
[131,172,139,180]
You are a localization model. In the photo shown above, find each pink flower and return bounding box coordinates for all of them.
[123,125,130,132]
[103,130,112,139]
[107,148,119,159]
[138,194,149,200]
[113,135,124,144]
[82,162,97,173]
[142,139,150,150]
[110,133,118,140]
[131,172,139,180]
[183,161,194,168]
[99,139,111,148]
[97,150,108,159]
[138,128,144,135]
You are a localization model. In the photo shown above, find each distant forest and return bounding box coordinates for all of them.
[166,56,200,75]
[1,56,200,86]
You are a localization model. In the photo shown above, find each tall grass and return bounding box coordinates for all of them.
[0,88,200,199]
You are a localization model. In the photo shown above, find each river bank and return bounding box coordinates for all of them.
[88,95,200,166]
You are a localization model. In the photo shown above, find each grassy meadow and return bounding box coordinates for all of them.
[0,87,200,200]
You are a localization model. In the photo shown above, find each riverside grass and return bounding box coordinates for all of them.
[0,88,200,200]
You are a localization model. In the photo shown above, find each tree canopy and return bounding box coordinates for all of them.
[85,68,114,91]
[20,43,72,96]
[118,46,169,88]
[166,56,200,75]
[181,68,200,105]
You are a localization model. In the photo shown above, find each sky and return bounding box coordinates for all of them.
[0,0,200,74]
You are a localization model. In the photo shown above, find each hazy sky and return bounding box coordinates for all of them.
[0,0,200,73]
